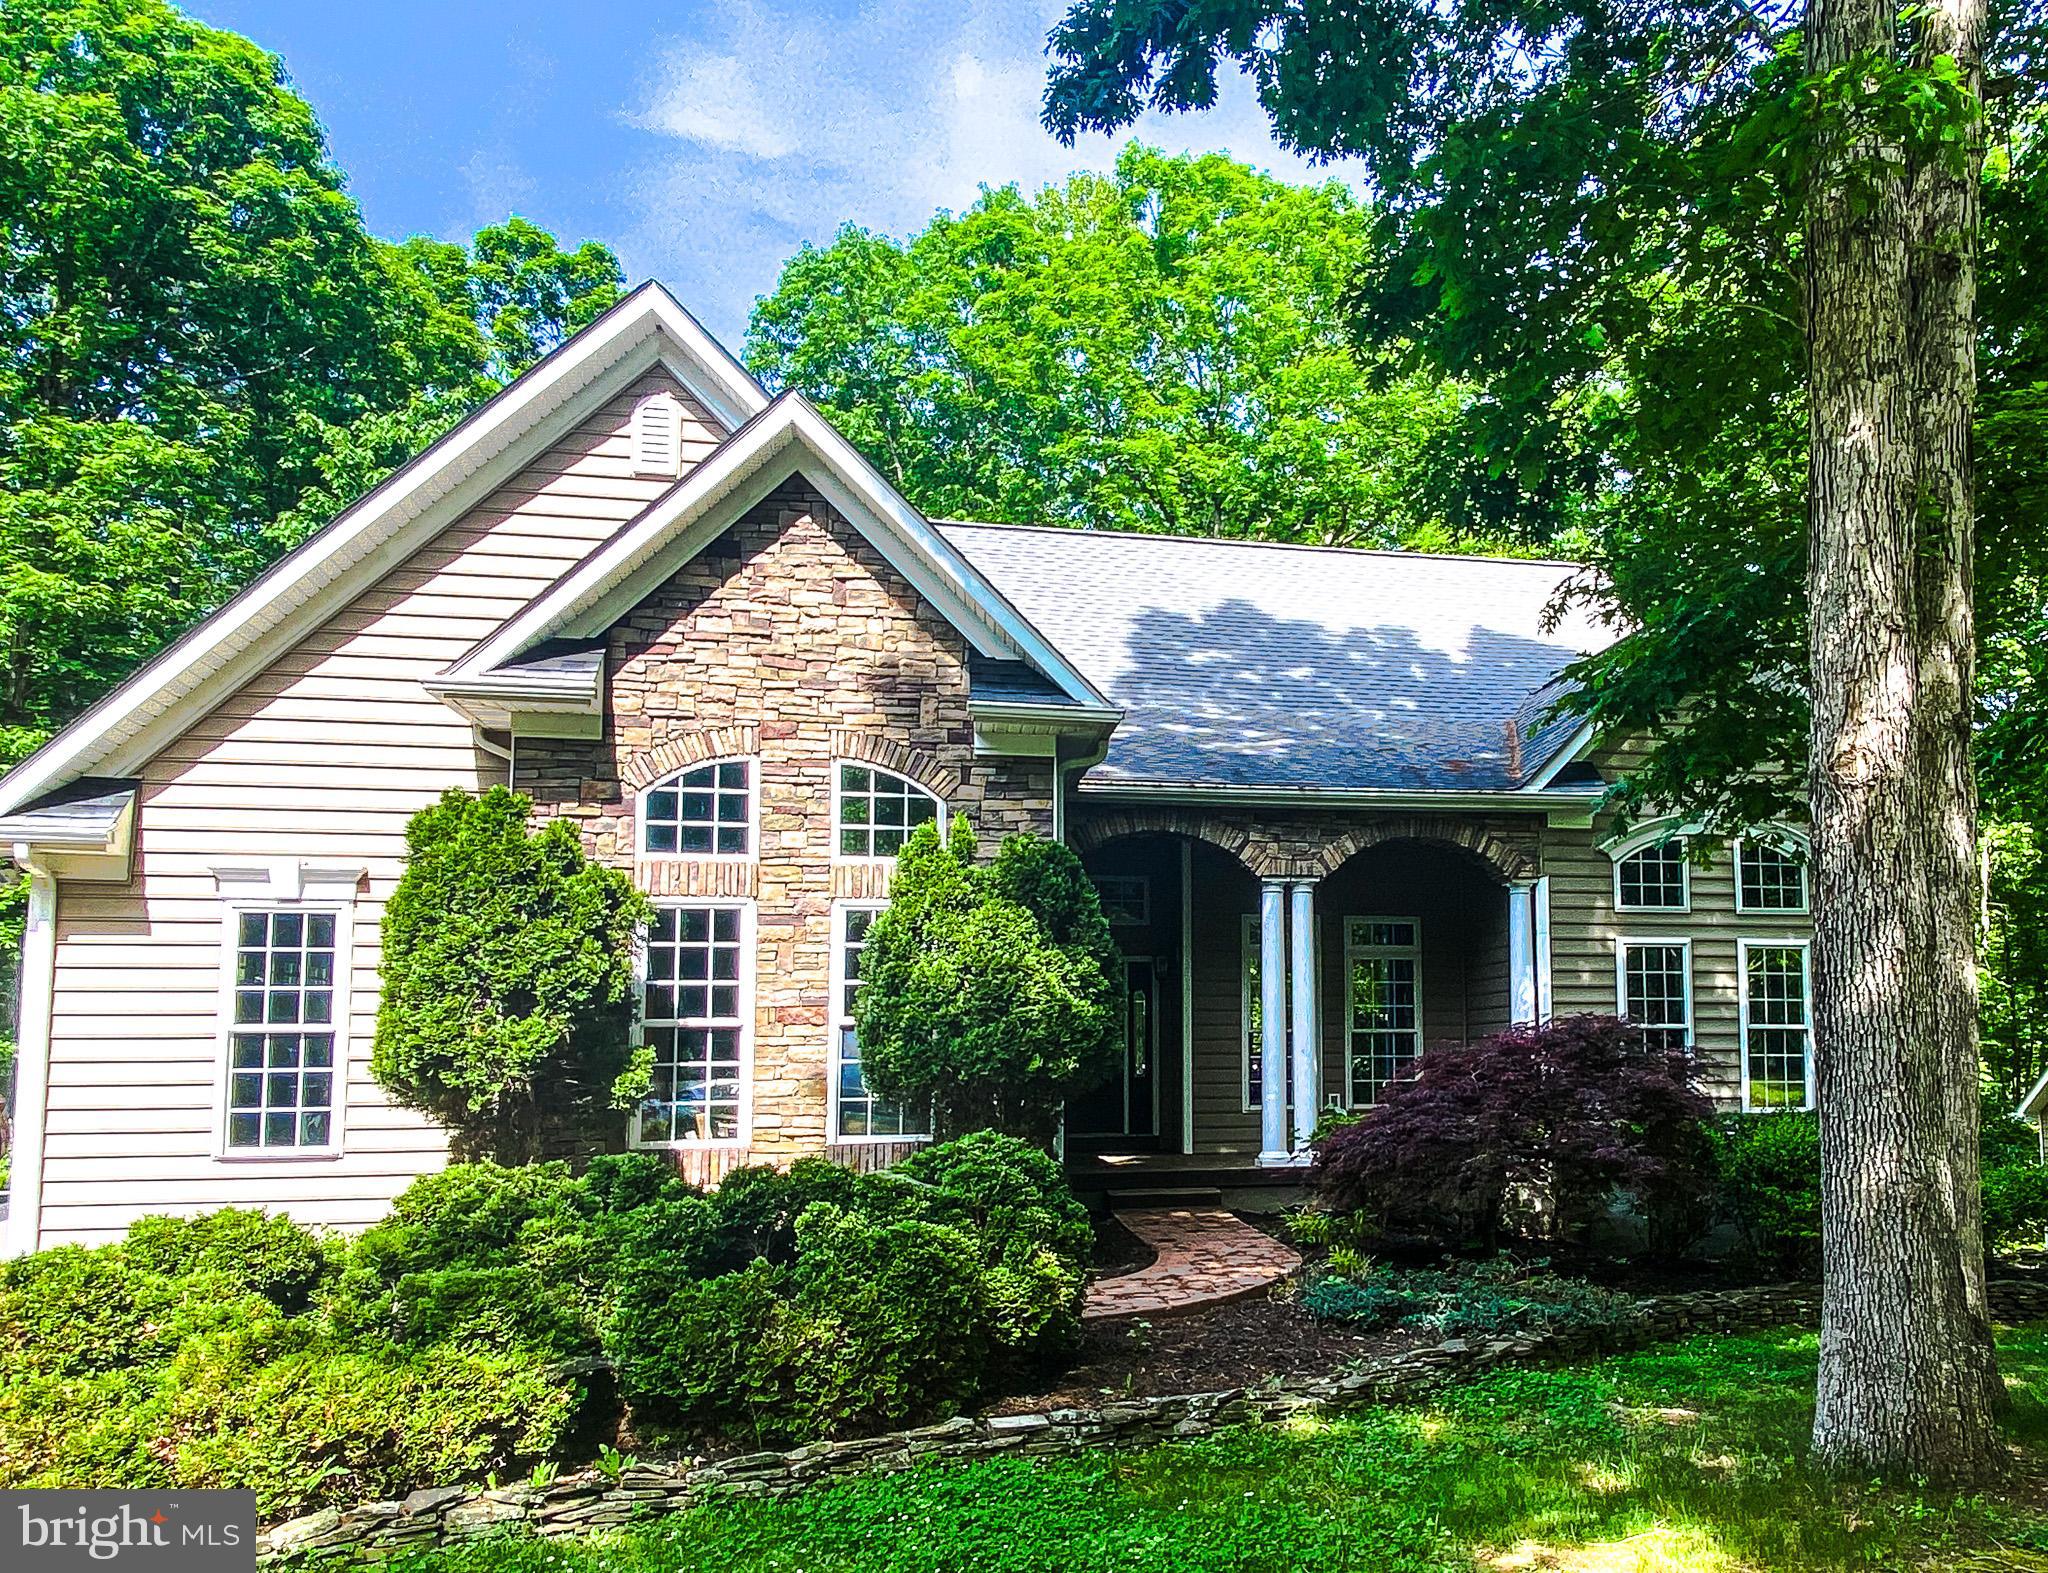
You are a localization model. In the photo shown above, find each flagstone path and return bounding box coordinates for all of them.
[1082,1205,1302,1321]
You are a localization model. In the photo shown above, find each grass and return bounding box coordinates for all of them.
[393,1325,2048,1573]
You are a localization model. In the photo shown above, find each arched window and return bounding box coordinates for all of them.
[1609,830,1689,912]
[834,763,940,858]
[1734,833,1810,913]
[631,391,683,478]
[641,759,754,857]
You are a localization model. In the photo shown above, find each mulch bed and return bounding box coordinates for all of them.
[984,1287,1422,1415]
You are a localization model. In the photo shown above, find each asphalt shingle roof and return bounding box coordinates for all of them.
[940,523,1614,793]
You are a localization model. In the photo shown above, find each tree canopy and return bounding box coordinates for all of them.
[747,145,1510,550]
[0,0,621,767]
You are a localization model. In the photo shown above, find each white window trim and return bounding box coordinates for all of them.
[637,755,759,862]
[830,760,945,864]
[1738,937,1815,1112]
[209,863,364,1162]
[1609,833,1692,914]
[629,897,756,1149]
[630,390,685,478]
[827,900,931,1146]
[1613,935,1695,1049]
[1732,833,1812,915]
[1343,915,1425,1108]
[1240,912,1261,1114]
[1090,873,1152,928]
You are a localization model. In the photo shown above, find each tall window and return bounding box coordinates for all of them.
[1617,939,1692,1051]
[1240,914,1264,1112]
[637,904,747,1144]
[831,905,927,1140]
[1742,941,1813,1109]
[225,910,340,1151]
[642,760,752,856]
[835,764,939,858]
[1736,839,1809,913]
[1346,918,1422,1106]
[1614,838,1688,911]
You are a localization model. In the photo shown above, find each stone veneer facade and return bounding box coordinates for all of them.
[516,478,1053,1176]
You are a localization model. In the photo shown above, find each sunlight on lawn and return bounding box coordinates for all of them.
[1484,1526,1730,1573]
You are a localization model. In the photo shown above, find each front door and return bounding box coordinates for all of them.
[1070,956,1160,1142]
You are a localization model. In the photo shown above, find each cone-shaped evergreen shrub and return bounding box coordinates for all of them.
[372,787,648,1160]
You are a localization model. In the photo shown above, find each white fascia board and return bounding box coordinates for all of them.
[1520,720,1597,790]
[448,396,1110,713]
[1075,778,1609,814]
[2019,1067,2048,1123]
[0,281,768,819]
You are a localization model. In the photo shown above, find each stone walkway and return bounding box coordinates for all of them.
[1082,1206,1302,1321]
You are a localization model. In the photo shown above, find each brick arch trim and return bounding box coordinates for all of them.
[827,730,963,805]
[1065,808,1259,874]
[1315,816,1536,883]
[620,725,763,793]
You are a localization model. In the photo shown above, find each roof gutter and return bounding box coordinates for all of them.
[1074,778,1606,816]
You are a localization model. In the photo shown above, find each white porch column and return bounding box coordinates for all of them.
[1533,874,1554,1023]
[1508,879,1538,1027]
[1257,878,1290,1164]
[1288,880,1320,1155]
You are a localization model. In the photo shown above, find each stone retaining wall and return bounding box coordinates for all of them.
[260,1275,2048,1563]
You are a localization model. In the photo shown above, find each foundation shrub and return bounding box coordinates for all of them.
[1301,1256,1639,1337]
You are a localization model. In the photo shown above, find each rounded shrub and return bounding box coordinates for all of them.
[1710,1110,1822,1272]
[122,1208,338,1314]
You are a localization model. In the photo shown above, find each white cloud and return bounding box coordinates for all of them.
[613,0,1364,346]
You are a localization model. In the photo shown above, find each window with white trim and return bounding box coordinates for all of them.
[1736,839,1809,913]
[1617,939,1692,1051]
[1240,913,1264,1112]
[835,763,939,858]
[1345,917,1422,1106]
[636,904,747,1143]
[642,760,752,857]
[1614,838,1688,911]
[1743,942,1813,1109]
[831,905,927,1140]
[226,910,340,1151]
[1090,874,1150,927]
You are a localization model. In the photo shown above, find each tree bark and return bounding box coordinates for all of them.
[1805,0,2002,1480]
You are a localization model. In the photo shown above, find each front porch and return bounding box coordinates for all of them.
[1064,805,1552,1177]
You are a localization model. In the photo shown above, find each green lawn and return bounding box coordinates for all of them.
[396,1327,2048,1573]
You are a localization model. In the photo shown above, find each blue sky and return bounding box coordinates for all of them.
[183,0,1360,347]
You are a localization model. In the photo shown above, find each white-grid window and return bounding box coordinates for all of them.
[1090,874,1150,927]
[831,905,927,1140]
[636,904,748,1144]
[835,764,940,858]
[1614,839,1689,911]
[226,910,340,1151]
[642,760,752,856]
[1346,917,1422,1106]
[1736,839,1809,913]
[1617,939,1692,1051]
[1742,941,1813,1110]
[1241,913,1264,1112]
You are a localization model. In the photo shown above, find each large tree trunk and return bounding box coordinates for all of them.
[1805,0,2001,1480]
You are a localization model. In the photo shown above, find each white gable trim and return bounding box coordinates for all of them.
[443,394,1111,711]
[1520,720,1597,790]
[0,283,768,820]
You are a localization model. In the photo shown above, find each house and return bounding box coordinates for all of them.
[0,283,1814,1256]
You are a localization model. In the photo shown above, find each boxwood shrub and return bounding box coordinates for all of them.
[0,1132,1093,1510]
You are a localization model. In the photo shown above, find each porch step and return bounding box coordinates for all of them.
[1102,1186,1224,1210]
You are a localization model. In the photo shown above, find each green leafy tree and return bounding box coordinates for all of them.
[1044,0,2013,1482]
[372,789,649,1162]
[851,820,1119,1142]
[0,1,623,766]
[748,146,1493,549]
